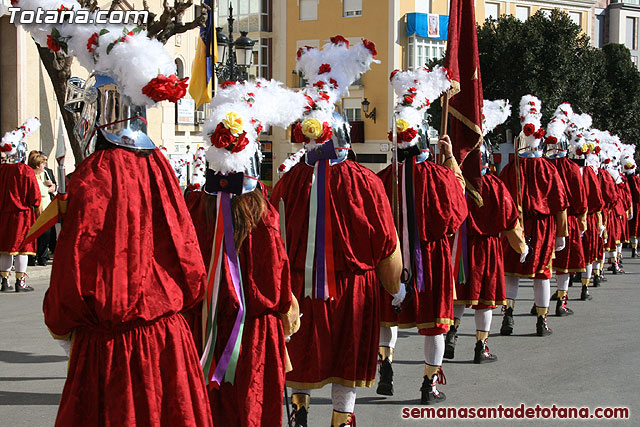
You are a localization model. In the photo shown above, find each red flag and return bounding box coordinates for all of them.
[445,0,484,195]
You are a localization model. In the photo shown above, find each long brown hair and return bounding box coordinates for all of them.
[204,188,267,248]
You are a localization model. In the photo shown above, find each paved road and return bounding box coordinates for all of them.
[1,252,638,426]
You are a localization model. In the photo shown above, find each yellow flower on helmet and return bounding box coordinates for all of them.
[586,142,595,151]
[627,162,634,169]
[396,119,410,133]
[223,112,243,136]
[301,118,323,139]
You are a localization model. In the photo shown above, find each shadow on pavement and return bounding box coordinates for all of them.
[0,390,61,405]
[0,350,67,364]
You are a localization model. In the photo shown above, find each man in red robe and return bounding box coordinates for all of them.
[0,119,41,292]
[448,144,526,364]
[272,38,403,427]
[43,72,212,426]
[499,95,569,337]
[625,161,640,258]
[581,153,606,290]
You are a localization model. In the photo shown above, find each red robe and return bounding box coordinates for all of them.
[499,157,568,279]
[270,159,397,389]
[549,157,587,273]
[618,178,632,243]
[582,166,605,265]
[601,170,620,251]
[455,174,519,309]
[628,175,640,239]
[185,190,292,427]
[378,159,467,335]
[0,163,40,255]
[43,148,212,427]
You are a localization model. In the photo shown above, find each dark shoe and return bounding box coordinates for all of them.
[420,370,447,405]
[550,290,558,301]
[15,276,34,292]
[500,307,514,336]
[607,262,622,274]
[376,358,394,396]
[292,406,308,427]
[530,304,537,315]
[555,296,574,316]
[600,273,608,282]
[592,275,601,287]
[27,259,36,267]
[37,257,49,266]
[474,339,497,364]
[0,277,13,292]
[536,315,552,336]
[632,248,637,258]
[443,325,457,359]
[580,285,592,301]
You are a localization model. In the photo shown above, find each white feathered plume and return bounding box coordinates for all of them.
[482,99,511,136]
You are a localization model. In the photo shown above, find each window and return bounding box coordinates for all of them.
[515,6,529,22]
[568,12,581,27]
[300,0,317,21]
[414,0,429,14]
[220,0,270,32]
[626,17,638,51]
[343,99,362,121]
[248,38,272,80]
[407,36,445,69]
[344,0,362,17]
[539,8,552,18]
[485,3,499,21]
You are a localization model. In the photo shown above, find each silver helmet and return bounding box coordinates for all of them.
[65,73,155,157]
[544,134,568,159]
[415,122,432,163]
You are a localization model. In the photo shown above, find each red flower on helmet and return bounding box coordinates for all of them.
[390,69,401,81]
[142,74,189,103]
[319,63,332,74]
[403,95,415,105]
[594,146,601,154]
[47,35,61,52]
[363,39,377,57]
[87,32,99,53]
[303,94,316,111]
[313,80,326,88]
[318,92,330,102]
[576,148,583,156]
[523,123,535,137]
[533,128,545,139]
[210,123,250,153]
[329,78,338,88]
[330,35,349,47]
[221,80,236,89]
[545,136,557,145]
[315,122,333,144]
[399,128,418,142]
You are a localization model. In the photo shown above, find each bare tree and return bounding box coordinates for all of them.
[35,0,208,163]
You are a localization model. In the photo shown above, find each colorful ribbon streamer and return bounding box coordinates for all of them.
[201,193,246,386]
[304,159,336,300]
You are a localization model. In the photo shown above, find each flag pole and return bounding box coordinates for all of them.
[439,89,451,164]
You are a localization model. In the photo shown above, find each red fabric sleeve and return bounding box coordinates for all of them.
[583,166,605,213]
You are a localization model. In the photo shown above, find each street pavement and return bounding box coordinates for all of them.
[1,252,638,426]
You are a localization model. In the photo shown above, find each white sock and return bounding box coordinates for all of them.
[593,261,601,272]
[0,254,13,272]
[14,255,28,273]
[424,335,445,367]
[556,274,570,292]
[379,326,398,349]
[453,305,465,323]
[584,264,593,280]
[505,276,520,300]
[474,308,492,332]
[617,243,623,258]
[533,279,551,308]
[608,252,617,261]
[331,384,356,413]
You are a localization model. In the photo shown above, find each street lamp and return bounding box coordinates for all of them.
[361,98,377,123]
[214,3,256,83]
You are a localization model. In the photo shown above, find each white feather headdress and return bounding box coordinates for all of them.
[0,117,41,155]
[482,99,511,137]
[518,94,544,150]
[389,67,452,149]
[293,36,379,150]
[203,79,307,175]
